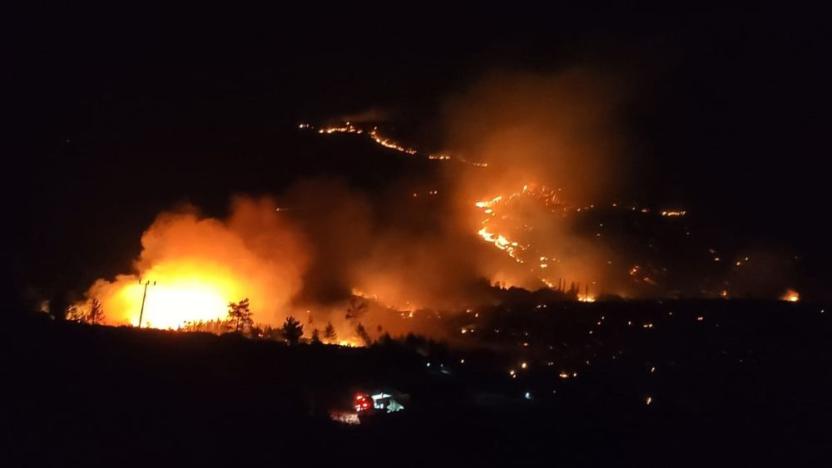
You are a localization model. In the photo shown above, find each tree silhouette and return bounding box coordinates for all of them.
[263,325,283,341]
[87,297,105,325]
[310,328,322,345]
[377,332,394,346]
[281,316,304,345]
[323,322,337,342]
[355,322,372,346]
[227,298,253,334]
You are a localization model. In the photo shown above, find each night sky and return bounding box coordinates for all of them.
[7,5,829,303]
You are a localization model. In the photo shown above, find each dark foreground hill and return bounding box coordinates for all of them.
[3,301,831,467]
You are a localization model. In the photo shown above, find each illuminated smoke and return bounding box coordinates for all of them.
[79,69,635,333]
[442,68,627,204]
[84,197,309,329]
[442,69,628,292]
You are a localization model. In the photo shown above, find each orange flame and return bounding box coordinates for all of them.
[781,289,800,302]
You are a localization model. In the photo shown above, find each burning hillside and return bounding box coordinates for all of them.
[70,70,803,332]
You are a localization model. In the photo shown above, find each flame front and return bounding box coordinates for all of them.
[112,267,245,329]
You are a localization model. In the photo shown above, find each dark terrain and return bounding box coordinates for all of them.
[4,299,830,467]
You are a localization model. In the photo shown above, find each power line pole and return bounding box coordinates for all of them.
[137,280,156,328]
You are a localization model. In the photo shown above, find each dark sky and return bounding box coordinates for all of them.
[6,5,830,303]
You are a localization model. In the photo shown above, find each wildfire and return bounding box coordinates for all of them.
[473,183,605,294]
[301,121,618,299]
[338,339,363,348]
[115,272,244,329]
[369,128,418,155]
[82,197,308,330]
[477,227,525,263]
[473,184,565,267]
[781,289,800,303]
[299,121,488,167]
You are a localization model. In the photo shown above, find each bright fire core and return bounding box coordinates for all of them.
[105,265,247,329]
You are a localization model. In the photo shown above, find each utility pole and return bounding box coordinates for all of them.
[137,280,156,328]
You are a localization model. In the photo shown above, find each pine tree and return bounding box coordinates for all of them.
[87,297,105,325]
[355,322,372,346]
[227,298,254,334]
[281,316,304,345]
[310,328,322,344]
[323,322,337,342]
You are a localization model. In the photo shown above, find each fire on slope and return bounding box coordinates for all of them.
[299,122,478,166]
[299,120,648,298]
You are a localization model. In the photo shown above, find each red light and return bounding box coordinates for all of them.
[354,393,372,412]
